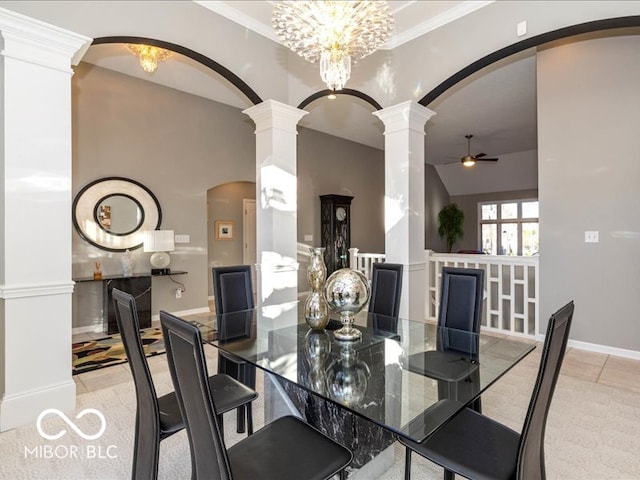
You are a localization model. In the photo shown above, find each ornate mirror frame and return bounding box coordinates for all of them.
[72,177,162,252]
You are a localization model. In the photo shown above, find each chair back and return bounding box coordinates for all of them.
[112,288,161,479]
[517,301,574,480]
[160,310,232,480]
[213,265,254,314]
[368,262,403,318]
[438,267,484,333]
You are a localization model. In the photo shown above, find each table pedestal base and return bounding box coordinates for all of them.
[264,373,395,477]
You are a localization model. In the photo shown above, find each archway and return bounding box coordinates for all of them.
[206,181,256,302]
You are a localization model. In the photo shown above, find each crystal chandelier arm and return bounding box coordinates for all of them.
[272,1,394,90]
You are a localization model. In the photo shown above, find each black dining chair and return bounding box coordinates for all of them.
[438,266,485,332]
[405,267,485,399]
[403,267,485,479]
[159,310,353,480]
[400,300,575,480]
[368,262,404,318]
[112,289,258,480]
[212,265,256,434]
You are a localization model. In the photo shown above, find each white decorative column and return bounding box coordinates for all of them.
[243,100,308,306]
[0,9,91,431]
[373,101,436,320]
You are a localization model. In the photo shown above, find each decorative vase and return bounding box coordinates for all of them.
[303,330,331,393]
[304,247,330,330]
[121,249,135,277]
[324,268,370,341]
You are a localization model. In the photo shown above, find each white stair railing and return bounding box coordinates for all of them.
[348,248,385,282]
[425,250,539,338]
[348,247,539,338]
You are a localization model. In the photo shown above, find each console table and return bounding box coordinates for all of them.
[73,271,187,334]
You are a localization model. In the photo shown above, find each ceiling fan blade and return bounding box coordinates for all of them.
[475,152,487,158]
[477,157,499,162]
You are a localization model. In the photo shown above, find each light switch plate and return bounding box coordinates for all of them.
[517,21,527,36]
[304,234,313,242]
[175,235,190,243]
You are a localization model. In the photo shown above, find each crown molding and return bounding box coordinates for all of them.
[194,1,281,44]
[384,1,495,49]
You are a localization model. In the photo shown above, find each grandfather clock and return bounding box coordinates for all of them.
[320,194,353,274]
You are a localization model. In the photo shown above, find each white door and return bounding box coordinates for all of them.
[243,199,257,288]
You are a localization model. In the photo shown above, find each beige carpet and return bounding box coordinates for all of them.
[1,346,639,479]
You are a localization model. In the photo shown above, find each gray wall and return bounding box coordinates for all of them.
[425,164,450,252]
[72,63,257,323]
[297,127,385,290]
[538,34,640,350]
[72,64,387,322]
[451,189,539,252]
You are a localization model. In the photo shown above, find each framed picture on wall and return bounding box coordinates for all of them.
[215,221,233,240]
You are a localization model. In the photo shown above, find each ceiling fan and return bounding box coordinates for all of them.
[457,134,499,167]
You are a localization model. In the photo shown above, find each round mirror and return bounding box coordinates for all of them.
[73,177,161,252]
[94,194,144,235]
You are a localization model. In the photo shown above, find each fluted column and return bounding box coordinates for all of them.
[373,101,436,320]
[243,100,308,306]
[0,8,91,430]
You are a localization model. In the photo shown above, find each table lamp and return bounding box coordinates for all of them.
[143,230,175,275]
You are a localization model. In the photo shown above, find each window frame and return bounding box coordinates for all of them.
[478,198,539,256]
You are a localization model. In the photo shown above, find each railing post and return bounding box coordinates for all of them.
[348,247,358,270]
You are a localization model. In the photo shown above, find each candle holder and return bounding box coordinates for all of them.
[93,261,102,280]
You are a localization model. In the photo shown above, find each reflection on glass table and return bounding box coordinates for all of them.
[187,301,535,444]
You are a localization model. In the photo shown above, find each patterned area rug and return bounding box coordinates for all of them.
[72,328,165,375]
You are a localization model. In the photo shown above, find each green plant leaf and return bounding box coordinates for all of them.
[438,203,464,252]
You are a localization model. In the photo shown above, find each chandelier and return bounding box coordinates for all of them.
[272,1,394,91]
[126,44,172,74]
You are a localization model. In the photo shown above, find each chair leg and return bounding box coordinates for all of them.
[404,447,412,480]
[444,469,455,480]
[236,404,246,433]
[246,403,253,435]
[470,396,482,413]
[339,469,347,480]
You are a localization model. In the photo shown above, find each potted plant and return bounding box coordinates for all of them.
[438,203,464,252]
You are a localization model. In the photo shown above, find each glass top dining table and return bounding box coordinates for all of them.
[187,301,535,444]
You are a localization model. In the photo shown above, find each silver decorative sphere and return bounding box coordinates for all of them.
[325,343,371,406]
[324,268,370,341]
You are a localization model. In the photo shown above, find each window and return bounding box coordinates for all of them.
[479,200,539,256]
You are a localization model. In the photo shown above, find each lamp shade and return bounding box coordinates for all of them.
[143,230,175,253]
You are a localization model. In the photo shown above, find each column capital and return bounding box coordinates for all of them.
[373,101,436,135]
[0,7,92,72]
[243,99,308,134]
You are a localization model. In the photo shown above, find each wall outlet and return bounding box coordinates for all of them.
[584,231,599,243]
[175,287,183,299]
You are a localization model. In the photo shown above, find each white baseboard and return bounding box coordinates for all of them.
[535,333,640,360]
[151,306,210,322]
[72,325,102,335]
[567,338,640,360]
[0,380,76,432]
